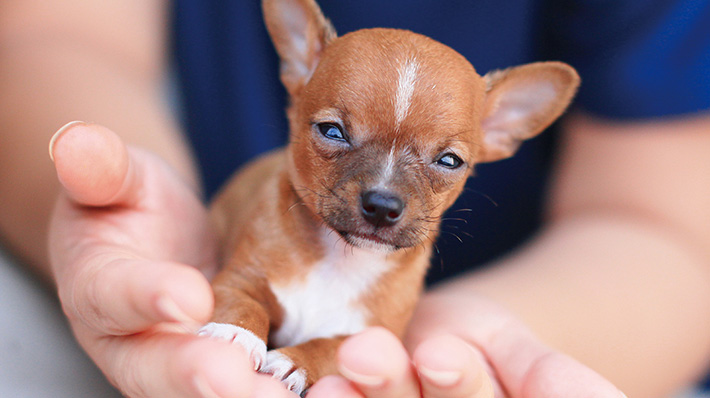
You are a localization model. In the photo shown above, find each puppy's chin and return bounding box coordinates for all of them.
[340,233,397,253]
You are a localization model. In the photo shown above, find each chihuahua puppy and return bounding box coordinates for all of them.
[198,0,579,394]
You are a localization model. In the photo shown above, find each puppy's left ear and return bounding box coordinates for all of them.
[263,0,337,96]
[478,62,580,163]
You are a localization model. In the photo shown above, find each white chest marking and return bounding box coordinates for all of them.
[394,58,420,127]
[270,230,392,347]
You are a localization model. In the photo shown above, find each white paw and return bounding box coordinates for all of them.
[197,322,267,370]
[261,350,307,396]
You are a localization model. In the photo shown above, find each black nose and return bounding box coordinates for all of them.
[361,190,405,227]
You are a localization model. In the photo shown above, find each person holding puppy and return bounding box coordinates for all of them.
[1,0,709,397]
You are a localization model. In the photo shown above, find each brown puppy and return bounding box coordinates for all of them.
[198,0,580,395]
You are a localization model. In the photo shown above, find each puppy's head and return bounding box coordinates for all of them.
[263,0,579,252]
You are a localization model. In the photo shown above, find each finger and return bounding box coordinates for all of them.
[50,121,139,207]
[484,326,624,398]
[337,327,420,398]
[85,328,255,398]
[251,375,302,398]
[412,334,494,398]
[66,258,213,335]
[307,375,365,398]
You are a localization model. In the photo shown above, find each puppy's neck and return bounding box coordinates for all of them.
[269,208,397,347]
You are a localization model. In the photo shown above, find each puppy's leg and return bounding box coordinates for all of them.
[261,336,347,396]
[199,283,273,370]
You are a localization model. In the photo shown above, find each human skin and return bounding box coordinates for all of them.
[49,121,627,398]
[1,1,709,397]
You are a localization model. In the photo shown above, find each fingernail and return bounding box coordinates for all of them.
[619,391,628,398]
[156,295,198,326]
[49,121,85,162]
[338,364,386,388]
[193,375,222,398]
[418,366,462,387]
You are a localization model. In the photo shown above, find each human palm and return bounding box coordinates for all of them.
[48,122,294,397]
[308,293,625,398]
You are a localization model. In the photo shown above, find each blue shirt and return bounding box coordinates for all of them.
[171,0,709,279]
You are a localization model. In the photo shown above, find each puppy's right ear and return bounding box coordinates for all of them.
[263,0,337,96]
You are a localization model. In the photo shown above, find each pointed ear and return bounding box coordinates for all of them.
[477,62,580,163]
[263,0,337,96]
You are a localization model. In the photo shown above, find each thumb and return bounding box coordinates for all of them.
[49,121,139,207]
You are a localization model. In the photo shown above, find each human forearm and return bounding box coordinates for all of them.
[436,214,710,397]
[0,1,198,279]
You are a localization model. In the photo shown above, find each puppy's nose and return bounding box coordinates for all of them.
[361,190,405,227]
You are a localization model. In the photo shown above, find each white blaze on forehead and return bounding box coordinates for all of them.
[382,139,397,182]
[395,58,419,127]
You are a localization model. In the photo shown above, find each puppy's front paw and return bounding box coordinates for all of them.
[261,350,308,396]
[198,322,267,370]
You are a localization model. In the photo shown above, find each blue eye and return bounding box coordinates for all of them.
[436,153,464,169]
[317,123,347,142]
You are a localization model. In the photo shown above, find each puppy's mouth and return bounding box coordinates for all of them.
[314,189,423,252]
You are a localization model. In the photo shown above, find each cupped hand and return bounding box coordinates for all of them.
[308,292,626,398]
[48,122,296,398]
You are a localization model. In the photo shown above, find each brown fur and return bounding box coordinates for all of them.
[203,0,580,394]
